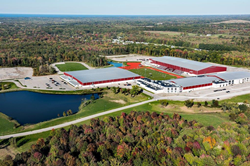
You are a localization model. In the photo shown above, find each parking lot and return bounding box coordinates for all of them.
[18,75,75,90]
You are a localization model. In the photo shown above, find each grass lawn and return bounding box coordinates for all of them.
[0,113,20,136]
[0,82,19,91]
[130,68,176,80]
[222,94,250,103]
[56,62,88,72]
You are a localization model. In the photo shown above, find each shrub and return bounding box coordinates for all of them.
[197,102,201,108]
[211,100,219,107]
[239,104,248,112]
[231,145,242,156]
[204,101,208,106]
[160,100,169,107]
[184,100,194,108]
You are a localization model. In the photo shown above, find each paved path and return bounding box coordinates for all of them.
[0,99,155,139]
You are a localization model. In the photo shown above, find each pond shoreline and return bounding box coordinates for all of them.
[0,91,100,125]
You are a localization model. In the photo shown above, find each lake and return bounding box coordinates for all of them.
[0,91,99,125]
[108,61,123,67]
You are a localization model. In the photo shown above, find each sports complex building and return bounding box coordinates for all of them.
[60,56,250,94]
[138,71,250,93]
[149,56,227,75]
[61,68,141,87]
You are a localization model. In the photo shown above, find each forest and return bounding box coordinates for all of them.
[1,15,250,76]
[1,109,250,166]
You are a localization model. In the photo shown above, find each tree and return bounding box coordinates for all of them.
[90,94,95,101]
[67,109,73,116]
[204,101,208,107]
[239,104,248,112]
[130,85,140,97]
[211,100,219,107]
[184,100,194,108]
[160,100,169,107]
[197,102,201,108]
[112,87,117,94]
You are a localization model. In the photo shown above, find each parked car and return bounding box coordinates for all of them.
[226,91,230,93]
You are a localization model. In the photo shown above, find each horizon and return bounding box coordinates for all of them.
[1,0,250,15]
[1,13,250,16]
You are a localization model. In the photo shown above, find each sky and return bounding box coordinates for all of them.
[1,0,250,15]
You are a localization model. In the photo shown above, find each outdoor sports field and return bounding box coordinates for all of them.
[130,67,177,80]
[56,63,88,72]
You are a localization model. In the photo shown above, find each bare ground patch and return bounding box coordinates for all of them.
[213,20,250,24]
[110,99,126,104]
[0,67,33,80]
[0,146,17,160]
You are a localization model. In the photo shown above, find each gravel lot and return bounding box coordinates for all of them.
[105,54,155,62]
[0,67,33,80]
[18,75,75,90]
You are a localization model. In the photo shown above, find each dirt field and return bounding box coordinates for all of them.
[0,67,33,80]
[105,54,155,62]
[213,20,250,24]
[144,31,196,36]
[0,146,17,160]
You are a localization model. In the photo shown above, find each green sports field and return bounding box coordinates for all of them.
[130,68,177,80]
[56,62,88,72]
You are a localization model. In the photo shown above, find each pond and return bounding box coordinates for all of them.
[0,91,99,125]
[108,61,123,67]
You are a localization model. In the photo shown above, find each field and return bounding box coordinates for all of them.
[130,67,177,80]
[0,113,20,136]
[222,93,250,103]
[55,62,88,72]
[120,101,231,128]
[144,31,197,36]
[144,30,237,46]
[213,20,250,24]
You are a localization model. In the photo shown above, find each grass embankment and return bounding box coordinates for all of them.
[0,90,149,136]
[222,93,250,103]
[0,113,20,135]
[56,62,88,72]
[130,68,176,80]
[0,82,19,91]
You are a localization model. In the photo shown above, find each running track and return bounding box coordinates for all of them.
[120,62,183,79]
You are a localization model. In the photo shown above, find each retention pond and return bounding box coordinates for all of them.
[0,91,98,125]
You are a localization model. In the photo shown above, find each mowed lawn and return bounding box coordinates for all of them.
[130,68,176,80]
[0,113,20,135]
[0,82,19,91]
[56,62,88,72]
[222,94,250,103]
